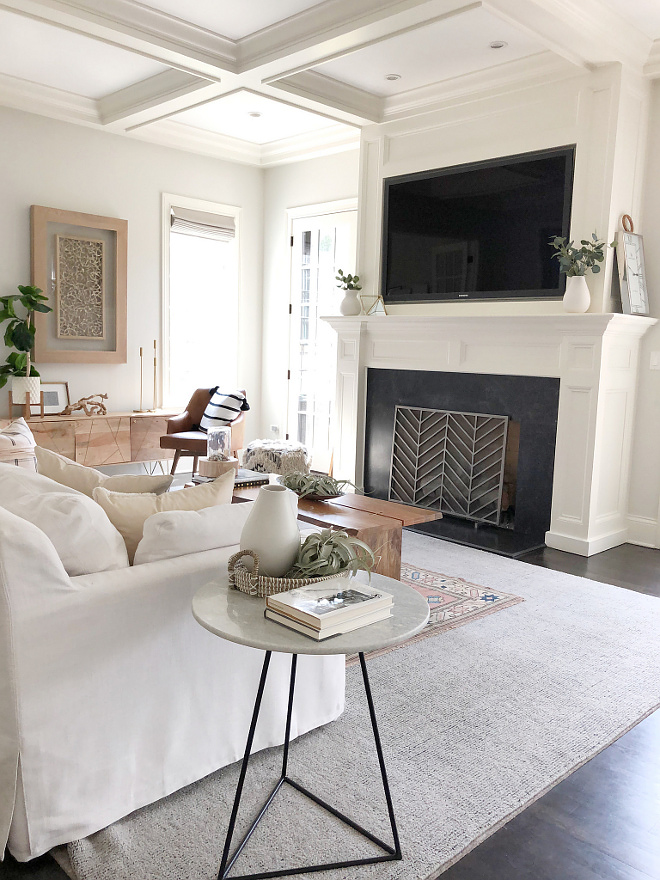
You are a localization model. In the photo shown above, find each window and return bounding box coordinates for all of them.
[162,197,239,407]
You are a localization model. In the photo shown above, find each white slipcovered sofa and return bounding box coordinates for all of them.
[0,500,345,861]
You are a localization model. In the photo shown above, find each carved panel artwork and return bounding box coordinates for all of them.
[56,235,105,339]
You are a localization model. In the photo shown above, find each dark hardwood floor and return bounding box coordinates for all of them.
[2,542,659,880]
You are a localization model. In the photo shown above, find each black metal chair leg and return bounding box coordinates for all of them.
[218,651,272,879]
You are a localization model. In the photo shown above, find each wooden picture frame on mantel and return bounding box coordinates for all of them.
[31,205,127,364]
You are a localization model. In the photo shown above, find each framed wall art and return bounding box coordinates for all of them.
[31,206,127,363]
[31,381,70,416]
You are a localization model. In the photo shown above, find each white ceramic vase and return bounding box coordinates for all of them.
[239,484,300,577]
[563,275,590,313]
[11,376,40,404]
[339,290,362,316]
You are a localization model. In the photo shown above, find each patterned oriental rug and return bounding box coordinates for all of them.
[347,562,523,664]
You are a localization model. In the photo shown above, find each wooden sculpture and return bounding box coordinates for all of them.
[59,394,109,417]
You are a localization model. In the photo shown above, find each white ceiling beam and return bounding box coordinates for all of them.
[98,69,229,128]
[0,69,99,124]
[485,0,653,74]
[0,0,237,77]
[237,0,481,75]
[266,71,382,124]
[644,40,660,79]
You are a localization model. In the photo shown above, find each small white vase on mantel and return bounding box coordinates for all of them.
[339,290,362,316]
[239,484,300,577]
[563,275,591,313]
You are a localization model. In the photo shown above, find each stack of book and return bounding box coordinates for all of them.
[264,578,393,640]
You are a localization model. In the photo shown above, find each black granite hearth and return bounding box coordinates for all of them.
[365,368,560,556]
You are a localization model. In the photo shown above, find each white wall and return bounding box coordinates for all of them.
[628,79,660,546]
[0,106,264,438]
[260,150,360,439]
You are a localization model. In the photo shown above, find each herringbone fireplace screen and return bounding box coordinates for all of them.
[389,406,509,525]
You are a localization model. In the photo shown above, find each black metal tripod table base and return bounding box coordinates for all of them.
[218,651,402,880]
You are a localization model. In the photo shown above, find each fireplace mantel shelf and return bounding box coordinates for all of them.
[323,311,656,558]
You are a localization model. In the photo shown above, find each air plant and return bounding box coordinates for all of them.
[287,529,375,579]
[280,472,356,498]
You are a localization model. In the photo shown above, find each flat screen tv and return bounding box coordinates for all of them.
[381,146,575,304]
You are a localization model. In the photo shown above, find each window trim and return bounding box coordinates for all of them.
[161,193,241,408]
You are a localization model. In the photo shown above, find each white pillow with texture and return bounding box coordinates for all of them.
[35,446,173,497]
[0,463,129,575]
[134,500,254,565]
[0,418,37,471]
[93,469,235,562]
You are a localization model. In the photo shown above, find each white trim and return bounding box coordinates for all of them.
[287,198,358,221]
[626,514,659,549]
[544,527,630,557]
[160,193,241,407]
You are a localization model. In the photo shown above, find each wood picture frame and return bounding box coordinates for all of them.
[31,206,127,363]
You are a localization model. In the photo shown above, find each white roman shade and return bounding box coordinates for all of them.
[170,206,236,241]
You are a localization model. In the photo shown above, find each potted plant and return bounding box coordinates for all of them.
[549,233,609,313]
[336,269,363,316]
[0,285,52,414]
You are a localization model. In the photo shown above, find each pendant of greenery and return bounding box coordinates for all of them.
[0,285,52,389]
[335,269,362,291]
[287,528,375,579]
[548,232,611,277]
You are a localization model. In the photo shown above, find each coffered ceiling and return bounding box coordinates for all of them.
[0,0,658,167]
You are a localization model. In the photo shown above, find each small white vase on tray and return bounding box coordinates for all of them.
[240,484,300,577]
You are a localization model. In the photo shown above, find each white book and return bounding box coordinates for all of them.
[266,578,393,630]
[264,606,392,640]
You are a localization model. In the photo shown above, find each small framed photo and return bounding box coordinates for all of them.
[32,381,70,416]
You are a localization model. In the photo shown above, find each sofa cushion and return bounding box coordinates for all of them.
[93,469,235,562]
[134,500,253,565]
[0,418,37,471]
[35,446,173,497]
[199,389,249,433]
[0,464,129,575]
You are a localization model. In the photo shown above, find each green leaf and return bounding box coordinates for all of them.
[592,264,601,273]
[11,322,35,351]
[31,302,51,313]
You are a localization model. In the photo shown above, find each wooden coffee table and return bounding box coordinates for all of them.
[232,487,441,580]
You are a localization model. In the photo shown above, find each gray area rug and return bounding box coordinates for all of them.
[54,533,660,880]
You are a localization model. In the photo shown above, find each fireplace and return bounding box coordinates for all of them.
[365,369,560,556]
[323,314,655,557]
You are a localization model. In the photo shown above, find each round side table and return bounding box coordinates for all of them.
[193,571,429,880]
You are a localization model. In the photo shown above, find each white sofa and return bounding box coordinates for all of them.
[0,506,345,861]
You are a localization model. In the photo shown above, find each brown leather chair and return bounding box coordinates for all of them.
[160,388,247,475]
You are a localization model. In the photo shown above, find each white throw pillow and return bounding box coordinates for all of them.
[0,418,37,471]
[0,463,129,575]
[199,389,249,433]
[93,469,235,562]
[134,501,254,565]
[35,446,173,497]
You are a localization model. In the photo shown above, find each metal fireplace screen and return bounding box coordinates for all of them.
[389,406,509,525]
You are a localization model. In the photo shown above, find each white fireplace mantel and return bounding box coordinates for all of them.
[323,313,656,557]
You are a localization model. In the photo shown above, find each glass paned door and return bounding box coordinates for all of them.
[288,212,357,473]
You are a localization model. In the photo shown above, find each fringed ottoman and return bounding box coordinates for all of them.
[243,440,310,475]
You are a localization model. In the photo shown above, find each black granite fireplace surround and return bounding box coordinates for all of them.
[364,369,561,557]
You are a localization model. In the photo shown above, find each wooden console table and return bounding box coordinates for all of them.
[0,411,176,467]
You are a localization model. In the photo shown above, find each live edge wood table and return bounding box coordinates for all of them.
[193,571,430,880]
[231,488,442,580]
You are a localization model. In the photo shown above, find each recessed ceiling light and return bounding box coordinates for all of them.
[248,111,262,118]
[489,40,508,49]
[385,73,401,81]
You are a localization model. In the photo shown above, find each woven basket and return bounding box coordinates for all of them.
[228,549,345,598]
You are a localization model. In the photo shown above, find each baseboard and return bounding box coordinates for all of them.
[626,515,659,549]
[545,527,629,557]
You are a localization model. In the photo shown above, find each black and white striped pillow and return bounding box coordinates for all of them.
[0,417,38,472]
[199,389,250,433]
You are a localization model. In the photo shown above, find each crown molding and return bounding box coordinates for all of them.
[0,71,99,123]
[486,0,653,75]
[644,40,660,79]
[0,0,238,77]
[129,118,262,165]
[258,124,361,166]
[267,71,382,124]
[382,51,579,120]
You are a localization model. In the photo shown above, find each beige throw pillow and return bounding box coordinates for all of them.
[0,418,38,471]
[93,470,235,562]
[36,446,173,497]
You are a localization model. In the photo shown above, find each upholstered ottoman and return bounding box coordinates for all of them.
[243,439,310,475]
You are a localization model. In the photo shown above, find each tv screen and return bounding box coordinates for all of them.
[381,146,575,304]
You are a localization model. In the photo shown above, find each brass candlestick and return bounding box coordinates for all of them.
[133,346,149,413]
[151,339,157,412]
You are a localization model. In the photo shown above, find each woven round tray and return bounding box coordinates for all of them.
[228,549,344,598]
